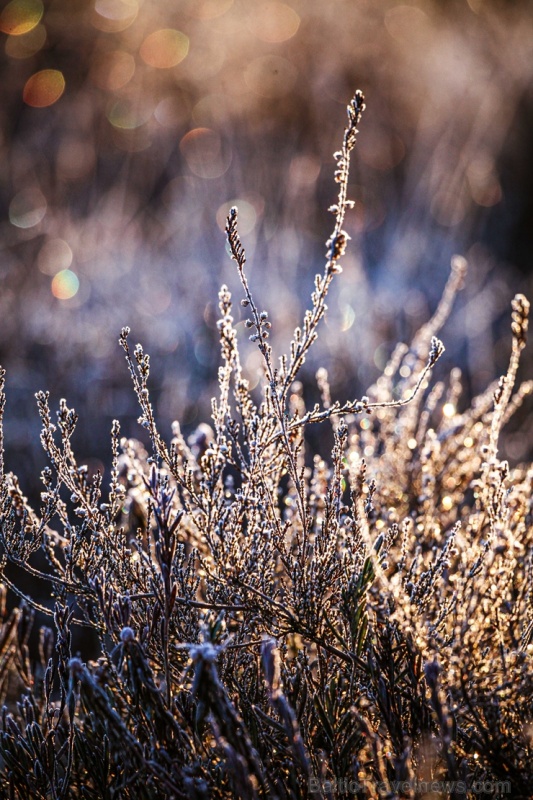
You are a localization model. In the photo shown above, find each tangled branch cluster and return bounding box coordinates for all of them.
[0,93,532,799]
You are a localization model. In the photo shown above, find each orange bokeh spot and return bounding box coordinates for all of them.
[23,69,65,108]
[51,270,79,300]
[140,29,189,69]
[0,0,43,36]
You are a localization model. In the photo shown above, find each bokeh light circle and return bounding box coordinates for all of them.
[9,188,47,228]
[179,127,231,179]
[92,0,138,33]
[107,95,152,130]
[38,238,73,275]
[140,29,189,69]
[23,69,65,107]
[0,0,43,36]
[51,269,80,300]
[248,2,300,43]
[155,94,191,128]
[5,23,46,58]
[384,5,431,44]
[216,199,260,236]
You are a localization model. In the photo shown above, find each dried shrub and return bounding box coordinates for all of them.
[0,92,531,799]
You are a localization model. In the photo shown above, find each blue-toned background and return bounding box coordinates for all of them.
[1,0,532,493]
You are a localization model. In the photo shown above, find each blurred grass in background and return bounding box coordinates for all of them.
[0,0,532,492]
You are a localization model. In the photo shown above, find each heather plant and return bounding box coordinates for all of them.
[0,92,532,799]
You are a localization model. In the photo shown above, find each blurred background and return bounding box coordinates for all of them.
[1,0,532,496]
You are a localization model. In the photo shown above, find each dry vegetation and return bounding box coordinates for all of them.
[0,92,532,799]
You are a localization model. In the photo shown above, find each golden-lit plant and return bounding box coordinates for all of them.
[0,92,531,799]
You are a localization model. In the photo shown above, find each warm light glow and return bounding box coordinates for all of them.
[140,29,189,69]
[216,198,258,236]
[51,269,80,300]
[443,403,456,418]
[5,22,45,58]
[0,0,43,35]
[92,0,138,32]
[38,238,73,275]
[442,496,453,511]
[248,2,300,43]
[23,69,65,107]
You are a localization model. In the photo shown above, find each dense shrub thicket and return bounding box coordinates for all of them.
[0,93,531,799]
